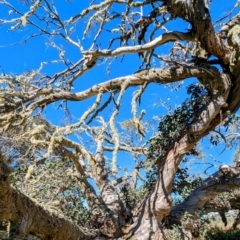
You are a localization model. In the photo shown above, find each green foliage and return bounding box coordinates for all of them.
[185,146,202,156]
[204,229,240,240]
[120,160,197,208]
[120,184,147,210]
[164,224,183,239]
[148,83,209,159]
[209,111,239,148]
[140,156,202,199]
[11,158,91,228]
[172,167,202,200]
[142,162,158,192]
[225,112,240,134]
[144,83,208,196]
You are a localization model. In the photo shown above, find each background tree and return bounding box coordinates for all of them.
[0,0,240,239]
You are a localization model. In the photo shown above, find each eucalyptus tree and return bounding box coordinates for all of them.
[0,0,240,239]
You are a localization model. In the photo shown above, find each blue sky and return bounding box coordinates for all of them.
[0,0,239,178]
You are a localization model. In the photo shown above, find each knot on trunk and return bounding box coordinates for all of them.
[152,195,172,220]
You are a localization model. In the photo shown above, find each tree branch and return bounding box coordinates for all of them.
[218,14,240,39]
[24,65,219,111]
[164,0,231,63]
[83,31,194,58]
[170,160,240,225]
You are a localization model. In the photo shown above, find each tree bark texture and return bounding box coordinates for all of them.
[0,0,240,239]
[0,154,88,240]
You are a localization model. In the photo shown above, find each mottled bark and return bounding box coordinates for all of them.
[127,69,231,239]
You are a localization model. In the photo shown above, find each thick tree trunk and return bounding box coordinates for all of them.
[123,0,240,238]
[127,74,231,239]
[1,1,240,239]
[0,154,88,240]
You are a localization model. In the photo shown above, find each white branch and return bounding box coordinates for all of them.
[83,32,194,58]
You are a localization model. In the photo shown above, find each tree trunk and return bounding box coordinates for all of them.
[0,154,88,240]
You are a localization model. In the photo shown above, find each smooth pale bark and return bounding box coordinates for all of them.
[126,69,231,239]
[83,32,194,57]
[23,66,219,112]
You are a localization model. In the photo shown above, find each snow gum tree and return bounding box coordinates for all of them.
[0,0,240,239]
